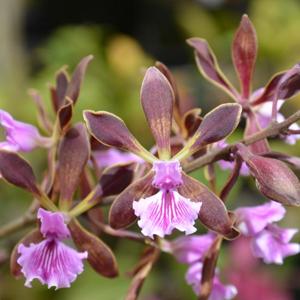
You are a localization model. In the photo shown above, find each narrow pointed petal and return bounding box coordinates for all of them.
[252,224,300,264]
[51,68,69,112]
[251,72,285,105]
[178,173,238,239]
[65,55,93,103]
[84,110,155,162]
[187,38,238,100]
[141,67,174,159]
[109,171,156,229]
[232,15,257,99]
[155,61,181,123]
[276,63,300,100]
[237,144,300,206]
[175,104,241,159]
[244,111,270,154]
[69,219,118,278]
[235,201,285,235]
[57,98,73,133]
[133,190,201,238]
[17,239,87,289]
[0,151,41,195]
[58,123,90,208]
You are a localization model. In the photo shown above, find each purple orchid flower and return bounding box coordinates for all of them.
[165,233,237,299]
[0,110,52,152]
[17,208,88,289]
[165,232,216,264]
[235,201,300,264]
[188,15,300,154]
[84,67,242,239]
[186,263,237,300]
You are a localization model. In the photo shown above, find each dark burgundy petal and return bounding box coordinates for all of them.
[178,173,239,239]
[251,72,285,105]
[57,98,73,133]
[65,55,93,103]
[58,123,90,208]
[10,229,43,278]
[155,61,181,125]
[232,15,257,99]
[0,151,40,195]
[84,110,155,162]
[244,111,270,154]
[237,143,300,206]
[175,104,241,159]
[187,38,238,100]
[54,69,69,111]
[141,67,174,159]
[99,163,136,197]
[69,219,118,278]
[182,108,202,138]
[276,63,300,100]
[109,171,156,229]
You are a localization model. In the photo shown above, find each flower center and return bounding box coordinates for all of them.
[152,160,183,190]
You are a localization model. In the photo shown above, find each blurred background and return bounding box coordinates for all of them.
[0,0,300,299]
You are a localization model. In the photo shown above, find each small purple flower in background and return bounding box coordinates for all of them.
[84,67,241,239]
[17,208,87,289]
[254,99,300,145]
[165,233,237,299]
[93,148,143,168]
[186,263,237,300]
[236,201,300,264]
[0,110,52,152]
[166,232,216,264]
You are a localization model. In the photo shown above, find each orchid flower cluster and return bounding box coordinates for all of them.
[1,15,300,300]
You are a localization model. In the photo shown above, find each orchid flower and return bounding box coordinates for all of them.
[165,233,237,299]
[0,110,52,152]
[84,67,242,239]
[18,208,88,289]
[236,201,300,264]
[188,15,300,154]
[186,263,237,300]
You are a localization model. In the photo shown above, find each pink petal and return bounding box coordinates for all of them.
[17,239,88,289]
[170,233,216,264]
[133,190,201,238]
[236,201,285,236]
[186,263,237,299]
[93,148,143,168]
[251,224,300,264]
[38,208,70,239]
[0,110,52,152]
